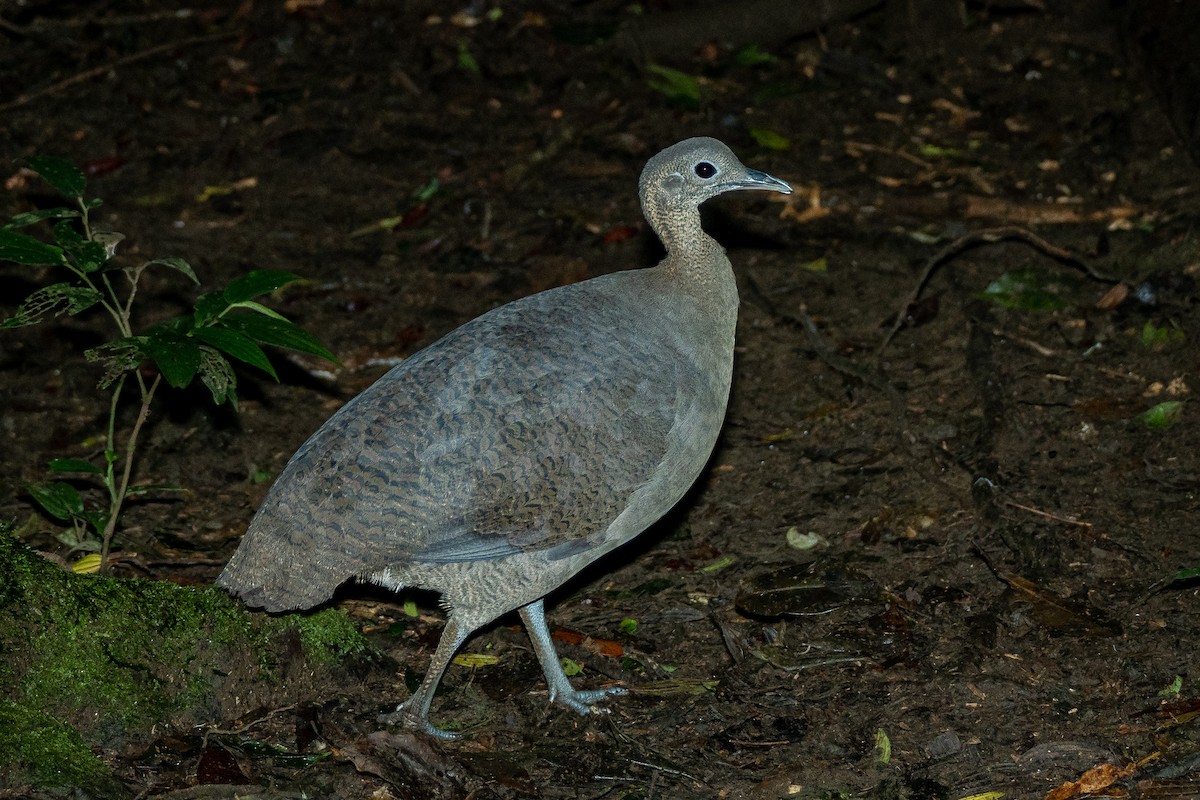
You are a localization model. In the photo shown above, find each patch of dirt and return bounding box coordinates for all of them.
[2,1,1199,798]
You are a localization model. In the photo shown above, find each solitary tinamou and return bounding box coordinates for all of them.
[218,137,791,738]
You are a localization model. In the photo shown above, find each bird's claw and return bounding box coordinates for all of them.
[553,686,629,716]
[377,701,462,740]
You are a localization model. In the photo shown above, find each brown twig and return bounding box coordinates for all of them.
[845,141,997,194]
[1002,499,1093,529]
[0,31,235,112]
[20,9,200,28]
[877,225,1115,357]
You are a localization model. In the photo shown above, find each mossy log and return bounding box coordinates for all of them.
[0,531,367,797]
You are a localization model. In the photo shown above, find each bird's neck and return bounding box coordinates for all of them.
[661,242,738,321]
[651,208,726,270]
[662,234,729,278]
[643,202,738,313]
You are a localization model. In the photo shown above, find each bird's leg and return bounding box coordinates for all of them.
[378,613,471,740]
[519,598,628,715]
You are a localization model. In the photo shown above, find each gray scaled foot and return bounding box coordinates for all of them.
[377,614,472,740]
[378,698,461,741]
[550,684,629,716]
[520,599,628,717]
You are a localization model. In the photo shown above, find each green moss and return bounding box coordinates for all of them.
[0,531,253,739]
[0,527,371,784]
[274,607,368,665]
[0,699,129,797]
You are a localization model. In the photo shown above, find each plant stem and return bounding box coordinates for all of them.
[99,372,162,569]
[100,271,133,338]
[103,374,126,507]
[66,198,129,337]
[91,192,141,566]
[77,195,92,240]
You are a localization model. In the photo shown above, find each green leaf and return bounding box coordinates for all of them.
[1140,321,1185,351]
[1158,675,1183,698]
[148,257,199,284]
[197,345,237,408]
[456,40,480,73]
[0,228,67,266]
[192,272,301,327]
[193,324,278,380]
[193,290,229,327]
[452,652,500,668]
[700,555,736,573]
[85,338,147,388]
[221,270,301,304]
[72,553,103,573]
[83,510,109,535]
[221,312,338,363]
[1139,400,1183,430]
[52,219,84,246]
[142,328,202,388]
[49,458,102,475]
[63,239,107,273]
[749,128,792,151]
[154,315,194,335]
[0,283,103,328]
[193,270,304,327]
[412,178,440,202]
[978,268,1066,311]
[735,44,777,67]
[22,155,86,198]
[918,143,963,158]
[227,300,288,320]
[28,481,86,521]
[56,528,101,552]
[559,657,583,677]
[875,728,892,764]
[4,208,79,229]
[646,64,701,109]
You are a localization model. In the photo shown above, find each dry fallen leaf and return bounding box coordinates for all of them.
[779,183,830,225]
[1044,760,1136,800]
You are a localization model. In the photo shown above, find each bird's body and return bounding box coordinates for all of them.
[218,138,791,737]
[231,265,734,615]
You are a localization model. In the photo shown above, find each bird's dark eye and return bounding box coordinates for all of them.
[694,161,717,179]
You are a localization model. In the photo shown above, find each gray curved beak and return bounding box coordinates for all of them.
[724,167,792,195]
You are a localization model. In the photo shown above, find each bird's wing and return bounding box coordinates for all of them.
[349,286,685,565]
[220,272,717,609]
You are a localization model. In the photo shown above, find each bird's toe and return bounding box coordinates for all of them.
[554,685,628,716]
[377,703,462,740]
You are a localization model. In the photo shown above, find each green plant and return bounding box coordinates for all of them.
[0,156,335,568]
[748,127,792,151]
[735,44,778,67]
[1140,320,1185,351]
[646,64,701,109]
[978,267,1067,311]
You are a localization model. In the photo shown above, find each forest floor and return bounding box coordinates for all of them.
[1,1,1198,798]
